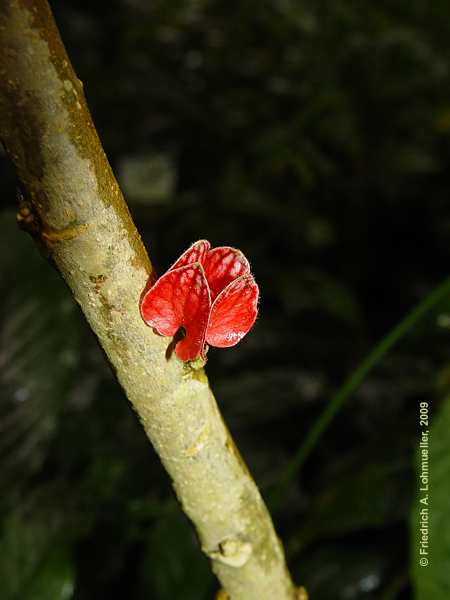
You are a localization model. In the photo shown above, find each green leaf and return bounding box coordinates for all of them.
[411,395,450,599]
[0,500,73,600]
[21,548,74,600]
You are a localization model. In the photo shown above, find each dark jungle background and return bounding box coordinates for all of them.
[1,1,450,598]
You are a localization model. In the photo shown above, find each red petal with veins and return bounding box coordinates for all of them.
[140,263,211,361]
[206,274,259,348]
[203,246,250,301]
[169,239,211,271]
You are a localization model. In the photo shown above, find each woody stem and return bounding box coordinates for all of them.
[0,1,299,598]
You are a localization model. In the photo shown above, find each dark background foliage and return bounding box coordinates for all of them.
[1,1,450,598]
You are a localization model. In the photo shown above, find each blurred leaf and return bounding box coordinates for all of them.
[290,451,409,554]
[272,276,450,508]
[297,542,391,600]
[0,498,72,600]
[0,211,84,496]
[411,395,450,599]
[137,509,214,600]
[279,268,362,324]
[21,547,74,600]
[118,152,175,205]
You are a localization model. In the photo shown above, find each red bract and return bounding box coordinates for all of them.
[140,240,259,361]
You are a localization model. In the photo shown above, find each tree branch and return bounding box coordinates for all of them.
[0,1,299,597]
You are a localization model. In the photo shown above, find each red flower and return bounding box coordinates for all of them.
[140,240,259,361]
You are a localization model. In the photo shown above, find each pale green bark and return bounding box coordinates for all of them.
[0,1,300,597]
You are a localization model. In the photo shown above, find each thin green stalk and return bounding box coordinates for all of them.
[271,276,450,510]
